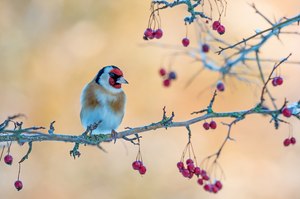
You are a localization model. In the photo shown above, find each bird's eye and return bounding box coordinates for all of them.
[109,72,118,78]
[109,73,121,79]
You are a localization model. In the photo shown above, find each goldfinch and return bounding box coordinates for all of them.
[80,65,128,135]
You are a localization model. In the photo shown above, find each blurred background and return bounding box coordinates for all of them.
[0,0,300,198]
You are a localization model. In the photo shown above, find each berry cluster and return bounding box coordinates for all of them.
[132,143,147,175]
[159,68,177,87]
[144,28,164,40]
[1,146,24,191]
[177,158,202,179]
[212,21,226,35]
[143,4,164,41]
[272,76,283,87]
[203,121,217,130]
[132,160,147,175]
[178,141,223,193]
[283,137,297,147]
[202,180,223,193]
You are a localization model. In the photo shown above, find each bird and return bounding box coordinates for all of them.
[80,65,128,135]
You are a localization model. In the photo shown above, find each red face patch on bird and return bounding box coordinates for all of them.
[110,68,123,77]
[109,78,122,89]
[109,68,124,89]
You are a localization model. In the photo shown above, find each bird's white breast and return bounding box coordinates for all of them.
[80,84,125,135]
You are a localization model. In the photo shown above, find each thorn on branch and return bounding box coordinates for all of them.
[123,135,141,145]
[272,116,280,129]
[97,143,107,153]
[186,126,192,143]
[161,106,175,129]
[191,109,207,115]
[19,142,32,164]
[82,120,102,137]
[260,53,292,104]
[48,121,55,134]
[8,114,26,121]
[191,90,218,115]
[207,90,218,113]
[28,126,45,131]
[0,146,5,161]
[16,122,23,130]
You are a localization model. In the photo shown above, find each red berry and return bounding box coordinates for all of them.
[177,161,184,170]
[212,21,221,30]
[154,29,163,39]
[217,25,225,35]
[272,78,278,86]
[212,185,219,193]
[181,169,190,178]
[215,180,223,189]
[194,167,201,176]
[283,138,291,147]
[202,44,210,53]
[187,163,195,172]
[168,71,177,80]
[148,34,155,39]
[275,76,283,85]
[132,160,142,170]
[282,107,292,117]
[188,172,194,179]
[290,137,296,145]
[203,174,210,181]
[182,38,190,47]
[4,154,13,165]
[200,170,207,177]
[216,81,225,92]
[204,184,211,192]
[209,121,217,129]
[144,28,153,38]
[14,180,23,191]
[203,122,210,130]
[186,158,194,165]
[197,178,204,185]
[163,79,171,87]
[159,68,166,76]
[139,165,147,175]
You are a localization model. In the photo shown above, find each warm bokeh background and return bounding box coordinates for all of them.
[0,0,300,198]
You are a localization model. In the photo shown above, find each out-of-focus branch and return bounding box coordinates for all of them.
[148,4,300,98]
[217,11,300,54]
[151,0,211,24]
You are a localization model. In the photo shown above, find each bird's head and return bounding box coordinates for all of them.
[95,65,128,93]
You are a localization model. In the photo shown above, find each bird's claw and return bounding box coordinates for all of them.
[111,130,118,144]
[70,143,81,159]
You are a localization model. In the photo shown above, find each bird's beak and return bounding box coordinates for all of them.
[116,76,129,84]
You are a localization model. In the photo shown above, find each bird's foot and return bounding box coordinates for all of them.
[111,129,118,144]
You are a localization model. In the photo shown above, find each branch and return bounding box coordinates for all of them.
[147,4,300,94]
[151,0,212,24]
[217,14,300,54]
[1,101,298,146]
